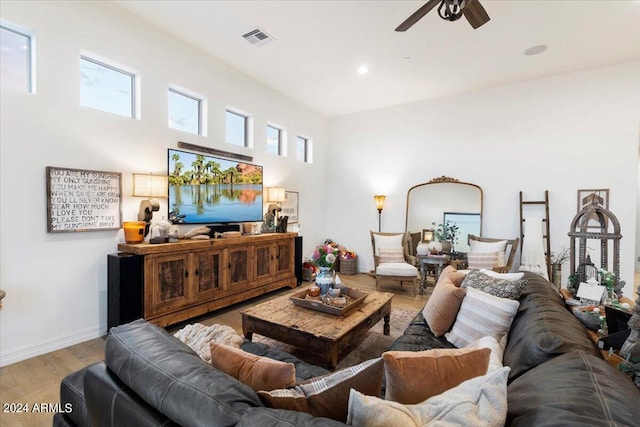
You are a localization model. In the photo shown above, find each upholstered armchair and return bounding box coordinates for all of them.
[370,231,419,296]
[452,234,520,273]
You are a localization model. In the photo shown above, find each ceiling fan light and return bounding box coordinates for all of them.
[438,0,465,22]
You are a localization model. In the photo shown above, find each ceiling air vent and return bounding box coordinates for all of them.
[242,27,274,47]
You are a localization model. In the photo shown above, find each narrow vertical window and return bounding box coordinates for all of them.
[80,55,136,118]
[266,124,282,155]
[168,87,202,135]
[0,24,33,92]
[226,109,249,147]
[296,136,311,163]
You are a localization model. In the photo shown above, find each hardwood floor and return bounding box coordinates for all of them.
[0,273,428,427]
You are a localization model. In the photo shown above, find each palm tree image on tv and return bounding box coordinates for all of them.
[168,149,263,224]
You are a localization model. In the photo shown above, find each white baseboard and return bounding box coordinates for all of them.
[0,326,107,368]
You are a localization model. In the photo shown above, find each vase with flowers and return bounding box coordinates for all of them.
[310,242,339,294]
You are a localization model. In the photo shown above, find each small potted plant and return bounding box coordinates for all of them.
[432,221,460,254]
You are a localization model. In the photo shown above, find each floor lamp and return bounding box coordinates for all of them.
[374,195,386,232]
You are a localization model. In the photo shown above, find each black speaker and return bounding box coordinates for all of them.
[108,253,143,330]
[294,236,303,286]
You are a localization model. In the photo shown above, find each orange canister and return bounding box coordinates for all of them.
[123,221,146,243]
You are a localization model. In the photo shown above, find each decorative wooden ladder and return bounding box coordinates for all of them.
[519,191,552,280]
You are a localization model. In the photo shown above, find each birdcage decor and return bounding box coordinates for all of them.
[568,198,621,289]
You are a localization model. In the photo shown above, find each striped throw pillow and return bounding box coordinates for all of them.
[445,287,520,348]
[378,248,405,263]
[467,251,499,270]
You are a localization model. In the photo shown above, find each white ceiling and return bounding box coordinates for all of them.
[113,0,640,117]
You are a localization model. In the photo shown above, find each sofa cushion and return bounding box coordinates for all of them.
[237,407,348,427]
[461,270,527,300]
[58,364,92,427]
[382,347,490,404]
[105,319,261,427]
[507,351,640,426]
[421,267,467,337]
[257,358,383,423]
[210,342,296,391]
[389,310,456,352]
[445,287,520,348]
[503,273,601,381]
[376,262,417,277]
[347,367,510,427]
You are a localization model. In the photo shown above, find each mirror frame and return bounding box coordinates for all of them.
[404,176,484,240]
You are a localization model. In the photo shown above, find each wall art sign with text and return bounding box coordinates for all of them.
[46,166,122,232]
[282,191,299,224]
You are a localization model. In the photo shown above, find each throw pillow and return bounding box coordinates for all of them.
[378,247,405,263]
[347,367,510,427]
[465,336,505,372]
[469,239,508,267]
[461,270,527,300]
[421,268,468,336]
[257,357,383,422]
[467,252,499,270]
[373,234,403,256]
[445,287,520,348]
[210,342,296,391]
[479,269,524,281]
[382,347,490,404]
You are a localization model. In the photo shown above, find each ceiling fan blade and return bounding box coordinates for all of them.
[462,0,490,29]
[395,0,441,32]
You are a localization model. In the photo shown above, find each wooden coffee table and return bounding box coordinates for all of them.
[242,288,394,369]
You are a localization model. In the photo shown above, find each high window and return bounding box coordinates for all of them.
[226,109,250,147]
[80,55,136,118]
[296,136,312,163]
[168,87,203,135]
[0,23,34,92]
[266,124,284,156]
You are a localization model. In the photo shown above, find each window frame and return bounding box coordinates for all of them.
[168,86,205,136]
[79,54,138,119]
[0,20,36,93]
[225,108,252,148]
[296,135,312,163]
[266,123,285,156]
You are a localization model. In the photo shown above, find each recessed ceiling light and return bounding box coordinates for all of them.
[357,65,369,75]
[524,45,548,56]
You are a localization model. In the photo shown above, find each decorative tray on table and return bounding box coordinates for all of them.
[290,286,368,316]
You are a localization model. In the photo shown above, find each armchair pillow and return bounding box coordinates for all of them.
[469,240,508,267]
[466,252,499,270]
[445,287,520,348]
[378,247,405,263]
[373,234,403,255]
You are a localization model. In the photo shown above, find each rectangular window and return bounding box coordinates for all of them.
[266,125,282,155]
[168,87,202,135]
[0,23,34,92]
[80,55,136,118]
[296,136,312,163]
[226,109,249,147]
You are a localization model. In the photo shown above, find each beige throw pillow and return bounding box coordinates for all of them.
[209,342,296,391]
[445,287,520,348]
[382,347,490,404]
[421,267,468,336]
[347,367,510,427]
[378,247,405,263]
[469,240,508,267]
[467,251,499,270]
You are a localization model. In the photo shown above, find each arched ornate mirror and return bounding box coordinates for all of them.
[405,176,483,253]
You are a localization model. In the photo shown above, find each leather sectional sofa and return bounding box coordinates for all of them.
[54,272,640,426]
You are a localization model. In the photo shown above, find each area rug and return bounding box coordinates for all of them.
[252,308,417,370]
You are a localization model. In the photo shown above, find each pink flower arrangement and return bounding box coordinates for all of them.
[311,243,339,268]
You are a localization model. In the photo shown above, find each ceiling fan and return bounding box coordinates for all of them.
[395,0,490,31]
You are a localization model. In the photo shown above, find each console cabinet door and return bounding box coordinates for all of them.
[192,249,226,301]
[274,239,295,278]
[144,253,192,318]
[228,246,251,291]
[253,242,275,286]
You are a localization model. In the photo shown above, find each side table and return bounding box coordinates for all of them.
[416,255,449,294]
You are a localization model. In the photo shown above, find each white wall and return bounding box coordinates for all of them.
[0,1,329,366]
[328,61,640,298]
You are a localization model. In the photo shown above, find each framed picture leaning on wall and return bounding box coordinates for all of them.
[282,191,299,224]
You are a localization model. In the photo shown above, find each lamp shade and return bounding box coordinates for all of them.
[132,173,168,198]
[374,194,386,211]
[265,187,286,203]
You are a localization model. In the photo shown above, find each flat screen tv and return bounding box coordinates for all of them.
[168,148,263,224]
